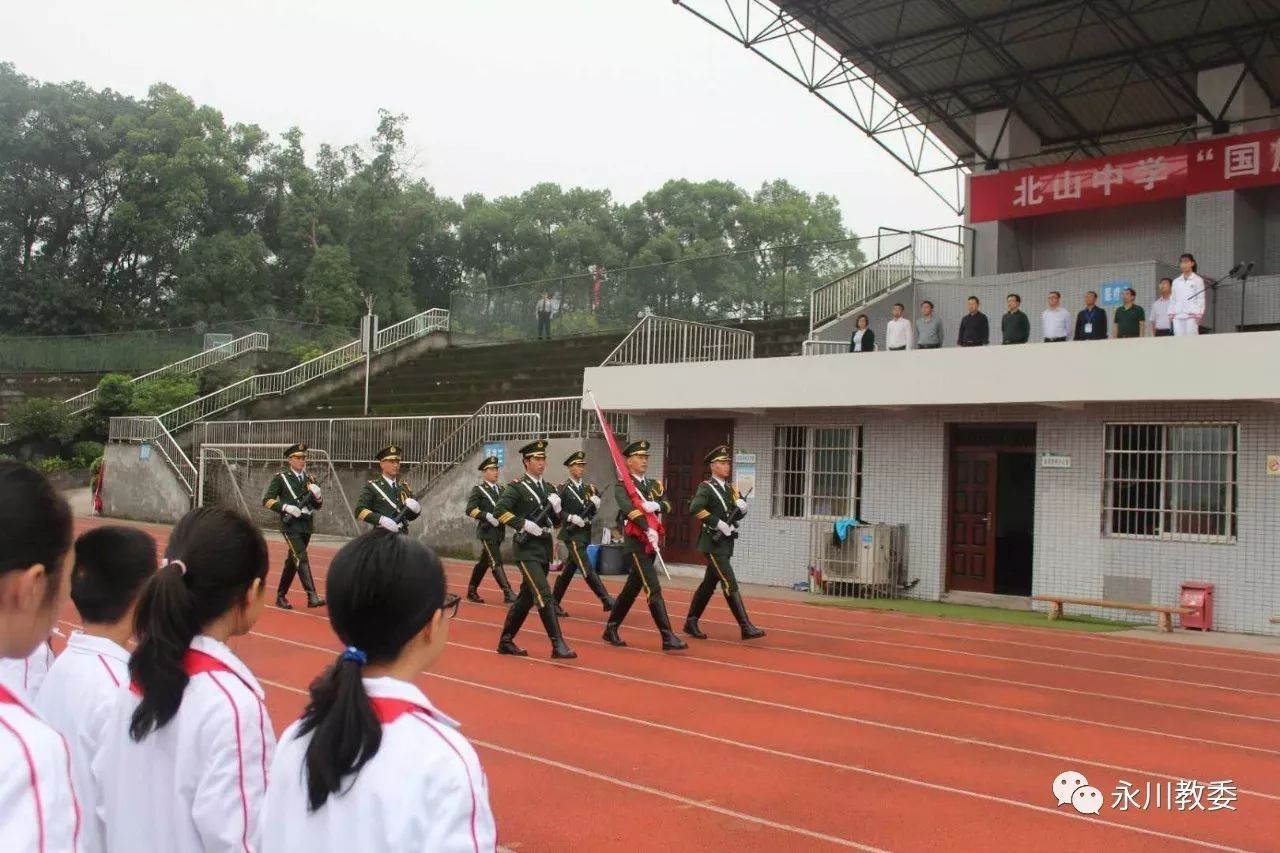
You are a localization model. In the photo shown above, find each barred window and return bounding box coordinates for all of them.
[1103,423,1238,542]
[772,426,862,518]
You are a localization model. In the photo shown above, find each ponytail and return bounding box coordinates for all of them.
[296,532,445,811]
[299,650,381,810]
[129,506,269,741]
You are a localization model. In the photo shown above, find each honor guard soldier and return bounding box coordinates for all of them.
[355,445,422,534]
[493,440,576,659]
[262,443,326,608]
[551,451,615,616]
[602,440,688,651]
[464,455,517,604]
[685,445,765,640]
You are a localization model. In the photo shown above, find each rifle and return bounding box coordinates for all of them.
[708,486,753,543]
[513,482,559,547]
[389,481,416,532]
[578,483,600,523]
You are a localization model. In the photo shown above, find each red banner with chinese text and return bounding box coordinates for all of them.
[969,128,1280,223]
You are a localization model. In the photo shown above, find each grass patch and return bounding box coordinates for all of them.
[808,595,1134,632]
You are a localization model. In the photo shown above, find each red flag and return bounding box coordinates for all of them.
[589,393,662,553]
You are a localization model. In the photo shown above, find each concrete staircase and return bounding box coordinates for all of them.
[294,332,625,418]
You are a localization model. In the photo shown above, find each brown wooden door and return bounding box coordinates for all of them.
[663,418,734,564]
[947,450,997,593]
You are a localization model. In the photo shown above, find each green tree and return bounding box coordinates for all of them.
[302,245,360,326]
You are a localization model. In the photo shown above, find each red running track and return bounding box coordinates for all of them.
[65,519,1279,851]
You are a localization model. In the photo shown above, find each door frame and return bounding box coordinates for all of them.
[944,424,1038,595]
[946,447,999,593]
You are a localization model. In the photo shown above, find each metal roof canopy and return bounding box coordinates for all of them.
[675,0,1280,215]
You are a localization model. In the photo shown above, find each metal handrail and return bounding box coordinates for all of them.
[801,339,853,357]
[601,315,755,366]
[108,416,198,496]
[0,332,270,446]
[808,230,965,335]
[190,414,472,466]
[155,309,450,434]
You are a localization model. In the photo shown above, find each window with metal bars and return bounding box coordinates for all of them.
[1102,423,1238,542]
[771,425,862,519]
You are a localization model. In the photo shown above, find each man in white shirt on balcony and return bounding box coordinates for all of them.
[1041,291,1071,342]
[1150,278,1174,337]
[885,303,914,351]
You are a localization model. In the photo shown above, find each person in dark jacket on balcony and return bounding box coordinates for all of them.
[957,296,989,347]
[1074,291,1109,340]
[1001,294,1030,344]
[848,314,876,353]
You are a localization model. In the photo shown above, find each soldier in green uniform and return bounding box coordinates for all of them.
[354,445,422,533]
[684,445,765,641]
[261,443,326,609]
[463,455,516,604]
[551,451,615,617]
[494,439,576,659]
[602,440,688,651]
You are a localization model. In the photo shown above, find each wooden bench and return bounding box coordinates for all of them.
[1032,595,1195,632]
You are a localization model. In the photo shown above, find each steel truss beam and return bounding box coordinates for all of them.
[674,0,969,215]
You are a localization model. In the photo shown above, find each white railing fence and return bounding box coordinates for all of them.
[809,230,966,336]
[800,339,853,357]
[0,332,270,446]
[191,415,472,467]
[601,316,755,367]
[155,308,449,435]
[108,416,199,496]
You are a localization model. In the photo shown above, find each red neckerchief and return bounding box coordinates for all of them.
[129,648,237,695]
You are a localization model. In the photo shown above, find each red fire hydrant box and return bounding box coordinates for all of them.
[1179,582,1214,631]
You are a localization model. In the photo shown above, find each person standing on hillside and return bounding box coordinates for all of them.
[262,443,326,608]
[536,291,555,340]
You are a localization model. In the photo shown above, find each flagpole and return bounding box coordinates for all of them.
[587,390,671,580]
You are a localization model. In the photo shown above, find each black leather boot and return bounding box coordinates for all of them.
[602,622,626,647]
[467,587,485,604]
[494,567,517,603]
[497,603,529,656]
[601,594,616,612]
[297,563,325,608]
[726,590,766,640]
[649,598,688,651]
[538,605,577,660]
[274,593,293,610]
[683,617,707,640]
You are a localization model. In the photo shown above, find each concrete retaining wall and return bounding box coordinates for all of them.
[102,443,192,524]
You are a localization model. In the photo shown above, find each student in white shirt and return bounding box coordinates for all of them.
[1150,277,1174,336]
[261,532,495,853]
[0,462,80,853]
[95,506,273,853]
[884,303,913,351]
[0,636,56,698]
[1170,253,1206,336]
[1040,291,1072,342]
[37,525,158,853]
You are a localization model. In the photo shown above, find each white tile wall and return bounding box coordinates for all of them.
[633,401,1280,636]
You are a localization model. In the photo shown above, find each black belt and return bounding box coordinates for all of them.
[1154,328,1173,337]
[888,346,907,351]
[958,341,984,347]
[917,343,940,349]
[1044,337,1066,342]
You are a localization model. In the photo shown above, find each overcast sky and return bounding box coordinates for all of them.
[1,0,957,241]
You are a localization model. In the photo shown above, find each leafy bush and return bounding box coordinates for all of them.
[93,374,135,417]
[555,309,601,336]
[70,441,105,468]
[289,343,328,365]
[130,378,199,416]
[8,397,79,442]
[35,456,74,473]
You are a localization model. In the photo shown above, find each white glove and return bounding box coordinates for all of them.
[547,493,562,512]
[300,508,313,516]
[523,519,544,537]
[283,504,303,518]
[404,498,421,514]
[716,519,734,536]
[645,528,660,549]
[568,514,586,528]
[308,483,322,499]
[735,498,747,511]
[641,500,661,513]
[378,516,400,533]
[589,494,602,509]
[485,513,500,527]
